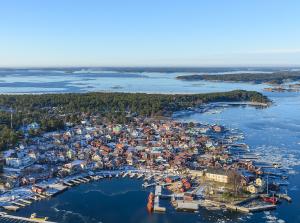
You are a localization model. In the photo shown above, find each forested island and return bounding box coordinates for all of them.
[176,71,300,84]
[0,90,269,152]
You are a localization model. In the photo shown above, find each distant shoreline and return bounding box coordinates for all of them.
[176,71,300,85]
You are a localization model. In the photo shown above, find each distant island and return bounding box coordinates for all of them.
[0,90,269,151]
[176,71,300,84]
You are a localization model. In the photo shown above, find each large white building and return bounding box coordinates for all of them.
[5,156,34,168]
[205,168,229,183]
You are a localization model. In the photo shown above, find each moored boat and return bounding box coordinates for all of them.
[147,192,154,212]
[30,213,49,221]
[262,196,278,204]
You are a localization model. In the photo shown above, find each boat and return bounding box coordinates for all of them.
[147,192,154,212]
[272,163,282,168]
[30,213,49,221]
[262,196,278,204]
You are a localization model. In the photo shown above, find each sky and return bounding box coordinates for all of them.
[0,0,300,67]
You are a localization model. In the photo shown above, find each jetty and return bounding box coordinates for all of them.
[276,193,292,202]
[19,199,32,205]
[248,204,276,212]
[0,212,56,223]
[63,182,73,187]
[2,206,20,211]
[198,199,276,213]
[11,201,26,207]
[153,186,166,212]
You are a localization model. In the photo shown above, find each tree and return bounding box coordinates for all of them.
[228,170,242,196]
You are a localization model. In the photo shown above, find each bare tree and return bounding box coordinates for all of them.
[228,170,242,196]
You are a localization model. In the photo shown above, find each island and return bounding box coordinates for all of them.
[0,90,269,152]
[176,71,300,84]
[1,90,290,222]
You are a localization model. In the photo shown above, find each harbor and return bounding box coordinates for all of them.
[0,102,299,222]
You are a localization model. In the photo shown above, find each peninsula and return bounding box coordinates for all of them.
[0,90,269,152]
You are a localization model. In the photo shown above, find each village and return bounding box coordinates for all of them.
[0,116,292,221]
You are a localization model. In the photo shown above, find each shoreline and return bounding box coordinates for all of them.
[0,102,290,221]
[0,169,288,217]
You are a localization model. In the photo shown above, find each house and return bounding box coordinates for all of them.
[246,184,259,194]
[189,169,204,177]
[255,178,264,187]
[212,125,223,133]
[64,160,86,171]
[126,158,133,165]
[32,185,45,194]
[246,178,265,194]
[5,157,22,168]
[20,122,40,132]
[205,168,229,183]
[6,156,34,168]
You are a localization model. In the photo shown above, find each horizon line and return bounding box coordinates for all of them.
[1,64,300,69]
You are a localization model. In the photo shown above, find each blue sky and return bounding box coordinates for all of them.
[0,0,300,67]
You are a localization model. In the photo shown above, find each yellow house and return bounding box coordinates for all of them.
[246,184,259,194]
[126,158,133,165]
[255,178,264,187]
[205,168,229,183]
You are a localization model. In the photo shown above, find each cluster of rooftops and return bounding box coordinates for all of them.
[1,117,268,196]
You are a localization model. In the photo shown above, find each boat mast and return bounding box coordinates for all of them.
[266,175,269,195]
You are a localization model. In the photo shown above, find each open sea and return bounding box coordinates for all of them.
[1,68,299,223]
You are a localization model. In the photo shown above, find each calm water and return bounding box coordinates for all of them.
[2,68,300,222]
[176,92,300,223]
[0,68,270,94]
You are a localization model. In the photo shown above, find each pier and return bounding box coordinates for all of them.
[0,213,56,223]
[198,199,277,213]
[276,193,292,202]
[153,186,166,212]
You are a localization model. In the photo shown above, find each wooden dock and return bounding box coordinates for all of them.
[248,204,276,212]
[2,205,20,211]
[199,199,276,213]
[19,199,32,205]
[11,201,26,207]
[276,194,292,202]
[0,213,56,223]
[153,186,166,212]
